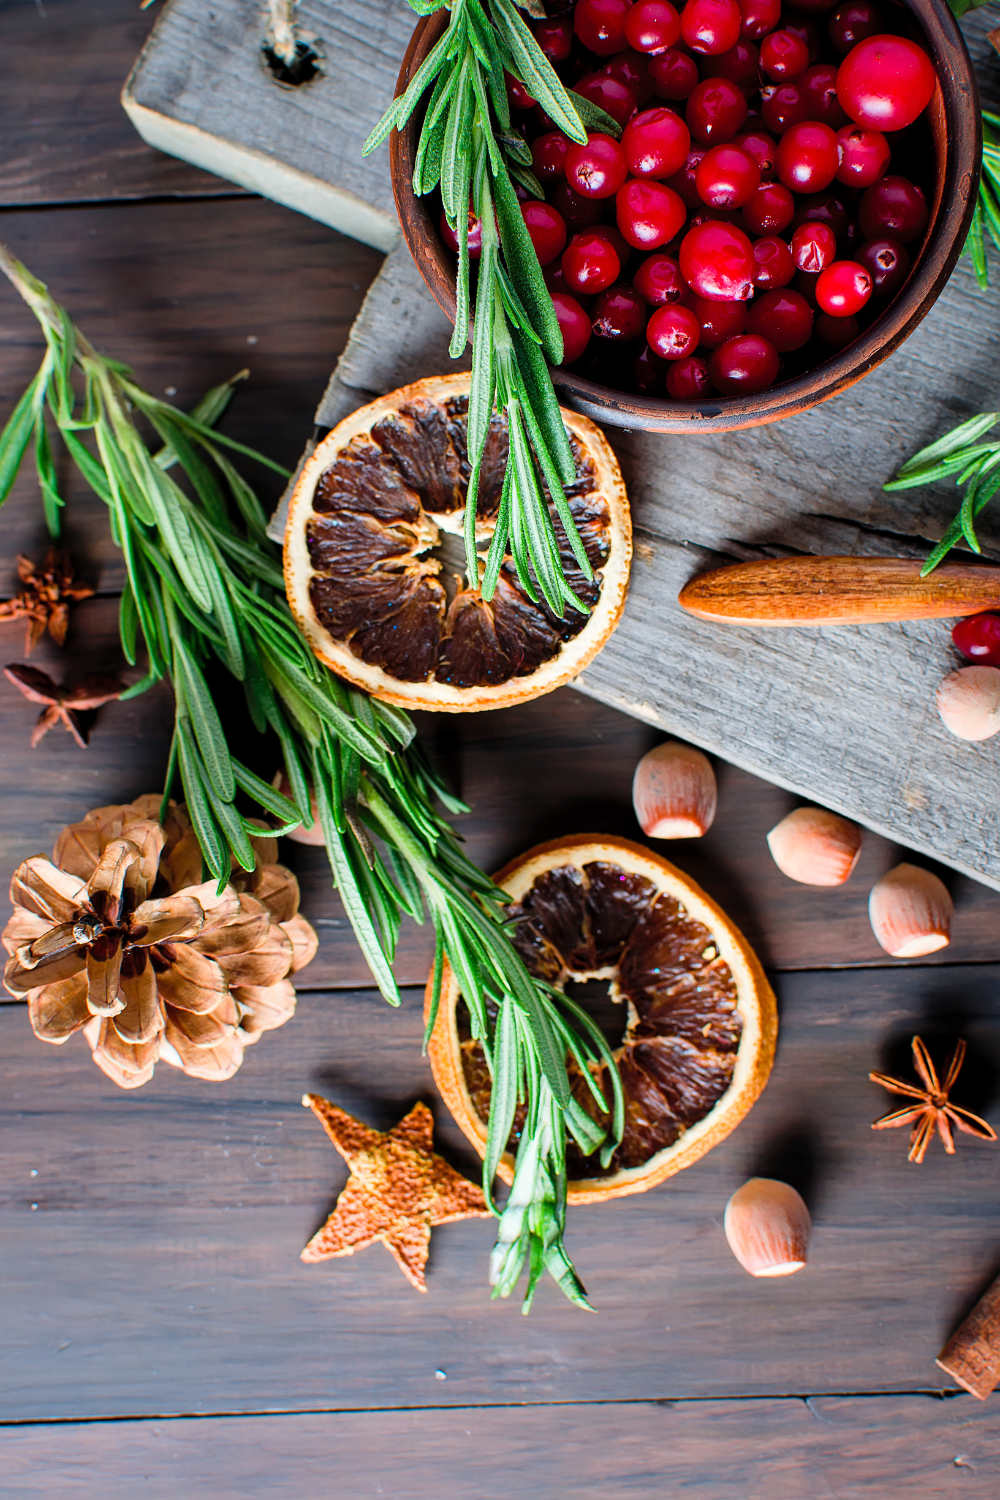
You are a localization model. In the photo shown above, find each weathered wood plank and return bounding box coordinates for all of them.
[1,1394,997,1498]
[2,966,1000,1420]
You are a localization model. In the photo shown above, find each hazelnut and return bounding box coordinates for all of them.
[766,806,862,886]
[868,862,952,958]
[936,666,1000,742]
[632,741,717,839]
[724,1178,810,1278]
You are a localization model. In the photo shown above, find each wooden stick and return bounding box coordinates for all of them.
[936,1271,1000,1399]
[678,556,1000,626]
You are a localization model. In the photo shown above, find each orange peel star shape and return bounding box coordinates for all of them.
[300,1094,491,1292]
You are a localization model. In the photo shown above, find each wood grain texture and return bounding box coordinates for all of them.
[3,967,1000,1420]
[0,0,237,207]
[1,1394,998,1498]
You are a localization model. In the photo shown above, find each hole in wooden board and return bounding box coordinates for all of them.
[262,38,323,87]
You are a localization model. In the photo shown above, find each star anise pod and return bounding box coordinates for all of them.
[3,663,125,747]
[870,1036,998,1164]
[0,549,94,655]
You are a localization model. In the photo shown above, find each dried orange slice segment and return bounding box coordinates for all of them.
[283,374,630,711]
[426,835,777,1203]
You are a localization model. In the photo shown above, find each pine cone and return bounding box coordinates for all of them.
[2,795,318,1089]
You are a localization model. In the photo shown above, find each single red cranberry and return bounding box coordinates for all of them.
[738,0,781,38]
[700,41,761,92]
[505,72,536,112]
[680,219,756,299]
[626,0,683,52]
[520,201,568,266]
[633,344,669,393]
[776,121,839,193]
[562,230,622,293]
[792,190,850,239]
[953,614,1000,666]
[566,133,630,199]
[681,0,742,54]
[647,302,701,357]
[695,143,760,206]
[689,293,748,346]
[743,181,795,233]
[666,148,709,208]
[667,354,713,396]
[791,220,837,271]
[856,236,910,296]
[828,0,882,56]
[752,234,796,288]
[760,81,809,136]
[602,50,656,105]
[623,106,692,178]
[593,285,649,340]
[532,15,574,64]
[649,48,701,99]
[575,0,634,56]
[746,287,813,350]
[551,182,605,231]
[760,29,809,81]
[532,131,571,183]
[734,130,777,180]
[686,76,748,143]
[575,72,638,129]
[551,292,594,363]
[815,258,872,315]
[594,222,635,261]
[781,14,822,63]
[835,124,890,188]
[633,251,686,302]
[814,310,860,346]
[837,35,936,131]
[799,64,849,128]
[440,208,482,258]
[859,176,928,243]
[617,178,688,247]
[708,332,780,391]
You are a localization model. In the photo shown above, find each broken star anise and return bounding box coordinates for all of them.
[870,1036,998,1164]
[3,663,125,747]
[0,549,94,655]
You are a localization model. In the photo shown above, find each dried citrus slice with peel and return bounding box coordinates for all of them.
[426,835,777,1204]
[283,374,630,711]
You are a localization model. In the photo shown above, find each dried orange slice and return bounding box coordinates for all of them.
[426,835,777,1203]
[283,374,630,711]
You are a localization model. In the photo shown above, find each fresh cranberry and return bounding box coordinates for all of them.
[760,30,810,81]
[575,0,634,56]
[828,0,882,56]
[739,0,782,38]
[681,0,742,54]
[647,302,702,356]
[617,177,688,247]
[533,15,574,64]
[626,0,683,52]
[689,293,748,345]
[792,190,850,239]
[814,310,860,346]
[781,14,822,63]
[708,332,780,391]
[602,50,656,105]
[666,147,709,207]
[505,72,536,111]
[551,293,594,363]
[552,182,605,230]
[680,219,755,299]
[746,287,813,350]
[575,72,638,128]
[760,81,809,136]
[520,201,568,266]
[595,222,635,261]
[743,181,795,233]
[593,285,649,340]
[837,35,936,131]
[700,41,761,92]
[953,614,1000,666]
[695,143,760,206]
[565,133,629,199]
[667,355,713,396]
[835,124,890,187]
[532,131,571,183]
[440,208,482,258]
[752,234,796,288]
[633,251,686,302]
[734,130,777,180]
[815,258,872,315]
[776,121,839,193]
[562,230,622,293]
[791,220,837,270]
[799,64,849,128]
[649,48,700,99]
[858,176,928,243]
[686,76,748,142]
[623,107,692,177]
[856,236,910,296]
[634,345,669,393]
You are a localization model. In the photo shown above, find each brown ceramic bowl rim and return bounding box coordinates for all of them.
[390,0,981,435]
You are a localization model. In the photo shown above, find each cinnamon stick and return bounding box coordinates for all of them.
[936,1271,1000,1399]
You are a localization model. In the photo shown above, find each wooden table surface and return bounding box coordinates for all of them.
[2,3,1000,1496]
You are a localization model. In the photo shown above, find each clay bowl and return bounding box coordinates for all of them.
[389,0,980,435]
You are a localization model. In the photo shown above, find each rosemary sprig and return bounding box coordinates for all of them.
[364,0,619,618]
[884,410,1000,572]
[963,110,1000,290]
[0,242,624,1311]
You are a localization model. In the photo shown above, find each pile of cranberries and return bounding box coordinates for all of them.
[440,0,937,401]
